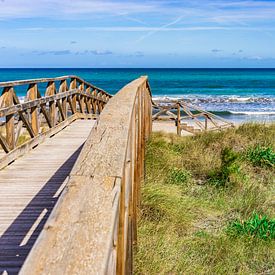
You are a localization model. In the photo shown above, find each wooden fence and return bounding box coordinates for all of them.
[0,76,111,168]
[20,76,152,274]
[153,101,234,135]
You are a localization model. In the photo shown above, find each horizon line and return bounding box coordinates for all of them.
[0,67,275,70]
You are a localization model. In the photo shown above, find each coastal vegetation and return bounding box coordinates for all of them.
[134,123,275,274]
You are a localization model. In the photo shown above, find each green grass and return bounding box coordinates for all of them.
[247,145,275,168]
[166,167,191,186]
[134,123,275,275]
[227,212,275,240]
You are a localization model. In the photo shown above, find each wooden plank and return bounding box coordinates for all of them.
[0,119,95,274]
[0,114,78,170]
[0,131,10,153]
[15,120,23,145]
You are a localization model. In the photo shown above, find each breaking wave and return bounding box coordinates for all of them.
[152,95,275,104]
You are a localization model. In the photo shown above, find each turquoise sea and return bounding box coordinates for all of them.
[0,68,274,122]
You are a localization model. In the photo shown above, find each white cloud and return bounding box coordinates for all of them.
[246,55,263,60]
[0,0,156,19]
[0,0,275,24]
[18,26,275,32]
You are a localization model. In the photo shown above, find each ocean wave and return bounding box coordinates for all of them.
[152,95,275,104]
[228,111,275,115]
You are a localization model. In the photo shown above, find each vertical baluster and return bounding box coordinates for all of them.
[145,85,152,138]
[148,87,152,133]
[132,98,138,245]
[92,89,97,114]
[125,130,133,274]
[78,82,85,113]
[177,102,181,136]
[70,78,77,113]
[205,115,208,130]
[137,88,142,206]
[2,87,15,150]
[97,92,103,114]
[46,81,56,127]
[27,83,39,136]
[140,87,145,183]
[59,79,68,120]
[85,86,92,113]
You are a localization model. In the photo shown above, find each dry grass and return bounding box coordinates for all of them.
[134,123,275,274]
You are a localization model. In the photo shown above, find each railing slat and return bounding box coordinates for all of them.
[2,87,15,150]
[27,84,39,136]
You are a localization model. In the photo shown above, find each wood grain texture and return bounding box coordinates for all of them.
[0,75,152,275]
[0,75,111,158]
[20,76,152,275]
[0,119,95,275]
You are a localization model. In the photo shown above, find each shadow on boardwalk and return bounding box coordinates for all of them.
[0,144,83,275]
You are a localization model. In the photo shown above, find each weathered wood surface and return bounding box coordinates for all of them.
[20,76,152,275]
[0,119,96,275]
[0,75,111,154]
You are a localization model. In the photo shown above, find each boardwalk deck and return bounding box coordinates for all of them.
[0,119,96,275]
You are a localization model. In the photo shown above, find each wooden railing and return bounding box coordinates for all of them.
[0,76,111,168]
[20,76,152,274]
[153,100,234,135]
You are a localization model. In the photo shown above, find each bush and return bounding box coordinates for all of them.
[166,167,190,186]
[227,212,275,240]
[208,147,240,186]
[247,145,275,168]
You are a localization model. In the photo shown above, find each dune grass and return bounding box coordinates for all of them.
[134,123,275,274]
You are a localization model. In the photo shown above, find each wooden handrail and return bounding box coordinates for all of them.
[0,75,110,96]
[153,100,234,135]
[0,76,112,155]
[20,76,152,274]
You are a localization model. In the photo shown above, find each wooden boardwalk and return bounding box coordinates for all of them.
[0,75,152,274]
[0,119,95,275]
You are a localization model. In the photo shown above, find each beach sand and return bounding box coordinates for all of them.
[153,120,194,136]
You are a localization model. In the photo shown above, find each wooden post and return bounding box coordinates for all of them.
[91,89,97,114]
[70,78,77,113]
[132,96,138,245]
[46,81,56,127]
[126,132,133,275]
[27,84,39,136]
[85,86,92,113]
[78,82,85,114]
[140,87,145,182]
[177,102,181,136]
[59,80,68,119]
[97,93,103,114]
[2,87,15,150]
[137,89,142,207]
[117,175,126,275]
[205,115,208,130]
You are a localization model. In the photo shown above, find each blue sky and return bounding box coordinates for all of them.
[0,0,275,68]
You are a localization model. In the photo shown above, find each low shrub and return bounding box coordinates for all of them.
[247,145,275,167]
[166,167,190,185]
[227,212,275,240]
[208,147,240,186]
